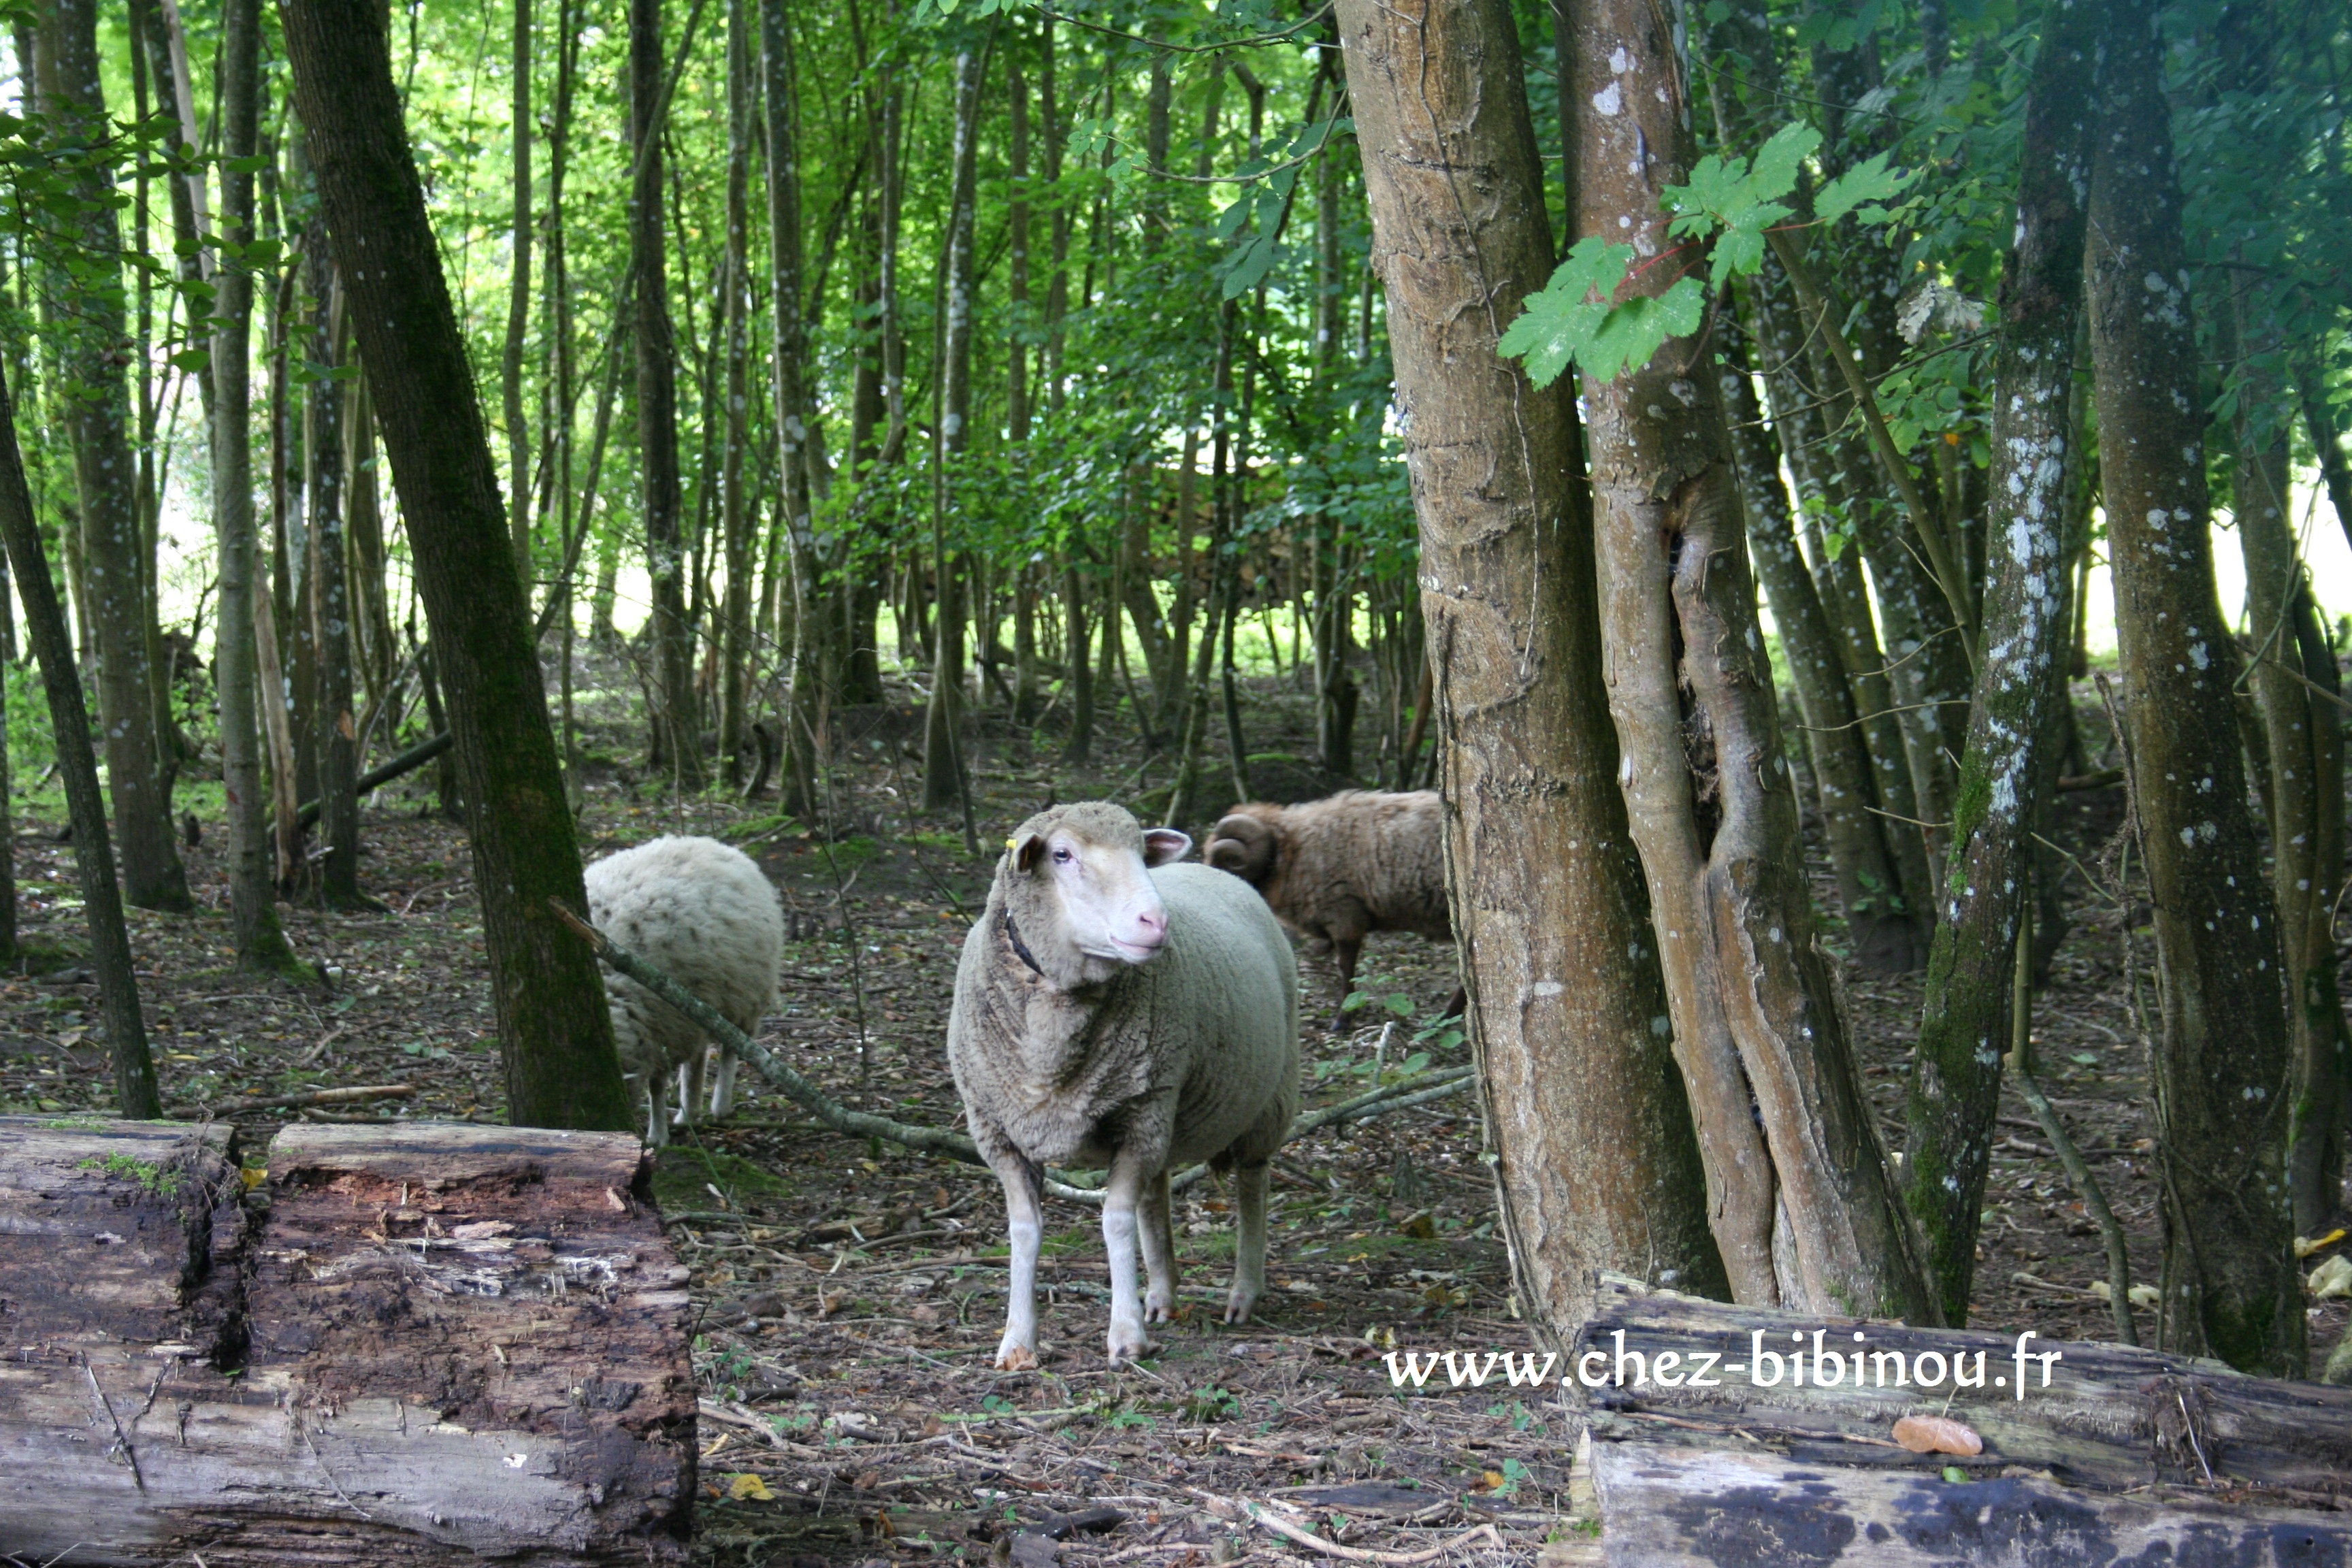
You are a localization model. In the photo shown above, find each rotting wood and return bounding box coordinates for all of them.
[1588,1439,2352,1565]
[1571,1273,2352,1563]
[0,1117,693,1565]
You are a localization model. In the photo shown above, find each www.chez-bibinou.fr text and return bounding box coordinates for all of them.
[1385,1330,2065,1396]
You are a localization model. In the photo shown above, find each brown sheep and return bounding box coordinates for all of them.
[1204,790,1463,1026]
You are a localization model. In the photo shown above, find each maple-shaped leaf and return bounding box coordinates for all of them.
[1580,275,1708,383]
[1498,238,1635,388]
[1816,148,1916,225]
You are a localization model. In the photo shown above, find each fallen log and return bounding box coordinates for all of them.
[0,1115,693,1565]
[1565,1274,2352,1563]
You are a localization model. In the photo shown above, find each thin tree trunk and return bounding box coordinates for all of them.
[1901,0,2096,1326]
[1009,53,1039,729]
[212,0,296,970]
[2087,0,2301,1375]
[0,353,153,1114]
[717,0,753,785]
[503,0,532,577]
[1744,259,1936,921]
[51,0,188,912]
[344,368,393,709]
[1572,0,1931,1319]
[2236,338,2345,1246]
[282,0,635,1133]
[630,0,700,787]
[1337,0,1727,1341]
[1062,563,1094,762]
[760,0,821,824]
[309,272,363,909]
[1720,304,1920,975]
[922,39,985,826]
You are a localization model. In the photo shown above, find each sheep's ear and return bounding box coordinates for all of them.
[1010,832,1049,873]
[1142,828,1192,867]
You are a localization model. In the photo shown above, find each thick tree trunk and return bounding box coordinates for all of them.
[2087,0,2300,1375]
[0,358,155,1116]
[0,1117,693,1563]
[1718,305,1920,976]
[1901,0,2095,1327]
[1337,0,1727,1342]
[214,0,298,972]
[51,0,188,913]
[1573,0,1931,1321]
[630,0,700,788]
[282,0,635,1133]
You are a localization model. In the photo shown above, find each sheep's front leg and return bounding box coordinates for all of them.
[986,1149,1047,1371]
[1100,1149,1162,1362]
[675,1053,705,1131]
[1140,1169,1178,1323]
[1226,1157,1272,1323]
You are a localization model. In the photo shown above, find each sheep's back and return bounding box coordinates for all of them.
[585,836,783,1074]
[1265,791,1450,944]
[1144,864,1301,1166]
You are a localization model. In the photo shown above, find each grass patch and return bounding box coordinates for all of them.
[653,1144,798,1212]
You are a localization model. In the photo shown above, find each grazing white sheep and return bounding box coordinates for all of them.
[1203,790,1460,1024]
[948,802,1299,1368]
[584,835,783,1145]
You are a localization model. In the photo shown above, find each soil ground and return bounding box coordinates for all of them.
[0,647,2342,1567]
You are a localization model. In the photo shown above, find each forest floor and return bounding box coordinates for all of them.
[0,650,2344,1567]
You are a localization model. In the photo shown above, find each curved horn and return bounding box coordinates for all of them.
[1205,813,1276,883]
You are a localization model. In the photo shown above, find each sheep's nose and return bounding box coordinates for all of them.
[1128,906,1169,948]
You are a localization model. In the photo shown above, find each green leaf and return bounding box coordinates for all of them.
[1579,274,1707,383]
[1497,236,1635,389]
[1749,122,1822,204]
[1382,992,1415,1017]
[1816,150,1915,225]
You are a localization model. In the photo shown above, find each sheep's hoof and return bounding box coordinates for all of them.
[1107,1325,1161,1363]
[994,1342,1040,1373]
[1144,1291,1177,1323]
[1222,1290,1259,1325]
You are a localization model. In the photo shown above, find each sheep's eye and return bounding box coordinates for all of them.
[1052,846,1073,864]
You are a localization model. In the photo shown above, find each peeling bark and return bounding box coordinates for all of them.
[1572,0,1932,1321]
[1335,0,1725,1339]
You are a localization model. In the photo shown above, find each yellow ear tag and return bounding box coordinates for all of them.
[1005,837,1019,853]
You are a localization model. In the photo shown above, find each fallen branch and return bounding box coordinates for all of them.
[551,900,1477,1206]
[1194,1491,1503,1565]
[295,731,453,830]
[176,1083,415,1117]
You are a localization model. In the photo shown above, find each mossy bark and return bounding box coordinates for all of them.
[2087,0,2300,1375]
[1900,0,2096,1328]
